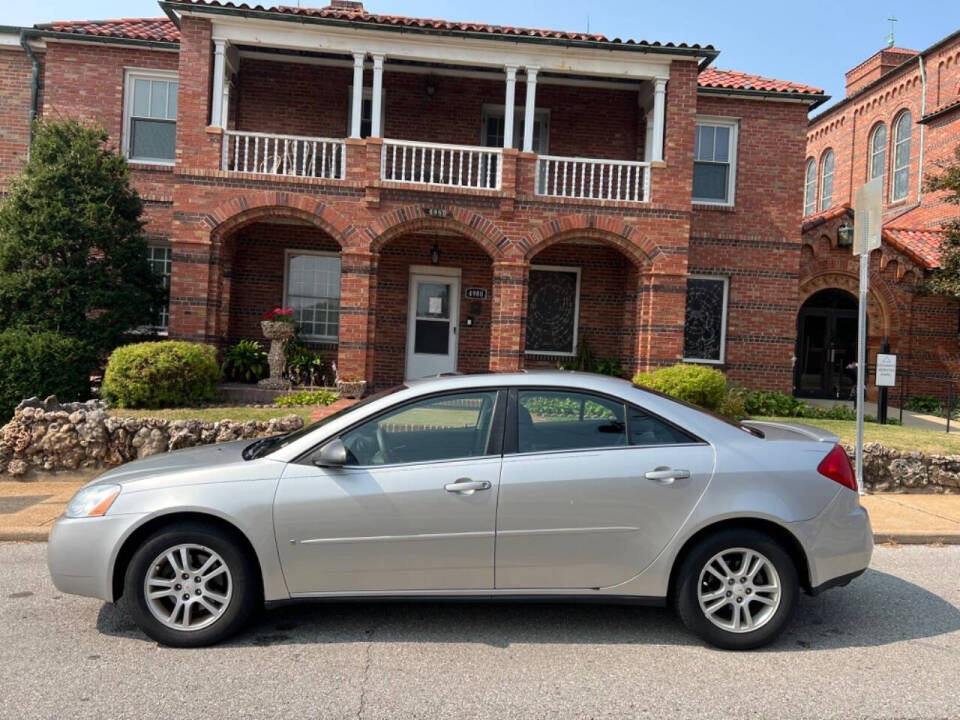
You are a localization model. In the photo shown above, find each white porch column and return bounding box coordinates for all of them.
[651,78,667,163]
[350,52,365,138]
[211,39,227,127]
[522,66,539,153]
[503,65,517,149]
[370,53,384,137]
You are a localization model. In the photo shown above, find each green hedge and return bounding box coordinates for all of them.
[633,363,727,411]
[0,329,94,423]
[101,341,221,408]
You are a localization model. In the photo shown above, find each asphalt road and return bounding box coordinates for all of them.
[1,544,958,720]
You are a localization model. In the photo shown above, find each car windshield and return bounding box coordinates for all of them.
[243,384,407,460]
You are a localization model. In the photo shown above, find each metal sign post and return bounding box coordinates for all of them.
[852,177,883,493]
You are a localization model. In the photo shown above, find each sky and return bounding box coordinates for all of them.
[4,0,960,111]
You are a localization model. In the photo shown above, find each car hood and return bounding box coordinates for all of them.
[88,440,255,488]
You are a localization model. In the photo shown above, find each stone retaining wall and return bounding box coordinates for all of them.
[0,396,304,478]
[849,443,960,493]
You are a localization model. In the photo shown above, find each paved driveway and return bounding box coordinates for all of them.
[1,544,958,719]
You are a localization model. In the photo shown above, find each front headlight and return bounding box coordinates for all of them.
[64,484,121,518]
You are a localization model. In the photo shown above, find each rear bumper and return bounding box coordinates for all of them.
[788,490,873,590]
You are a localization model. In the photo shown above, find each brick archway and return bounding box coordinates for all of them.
[798,270,898,338]
[205,192,355,247]
[366,205,508,259]
[520,215,657,270]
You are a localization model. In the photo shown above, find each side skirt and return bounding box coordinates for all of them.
[265,593,667,609]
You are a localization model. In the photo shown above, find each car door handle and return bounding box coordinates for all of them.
[644,467,691,484]
[444,479,491,494]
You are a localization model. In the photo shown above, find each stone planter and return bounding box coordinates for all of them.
[337,379,367,399]
[258,320,295,390]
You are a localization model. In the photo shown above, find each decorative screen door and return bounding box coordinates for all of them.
[405,268,460,380]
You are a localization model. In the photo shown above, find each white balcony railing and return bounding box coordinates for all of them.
[536,156,650,202]
[222,130,345,180]
[381,139,502,190]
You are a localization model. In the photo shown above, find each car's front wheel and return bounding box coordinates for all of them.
[675,528,798,650]
[123,522,259,647]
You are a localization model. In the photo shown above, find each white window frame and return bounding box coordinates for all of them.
[891,110,912,202]
[819,149,835,211]
[122,68,179,166]
[524,264,581,357]
[682,274,729,365]
[481,103,551,153]
[869,123,887,182]
[346,86,386,138]
[803,158,817,216]
[692,115,739,207]
[282,249,342,343]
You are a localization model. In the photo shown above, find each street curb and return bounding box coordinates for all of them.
[4,530,960,544]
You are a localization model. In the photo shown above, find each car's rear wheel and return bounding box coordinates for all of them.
[674,528,798,650]
[123,522,259,647]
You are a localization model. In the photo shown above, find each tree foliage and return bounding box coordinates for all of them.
[924,144,960,298]
[0,120,163,358]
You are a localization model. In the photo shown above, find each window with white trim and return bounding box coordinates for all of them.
[524,265,580,356]
[803,159,816,216]
[123,70,178,163]
[869,123,887,182]
[481,105,550,153]
[892,111,912,201]
[146,245,172,332]
[683,276,728,364]
[346,87,385,138]
[284,252,341,341]
[693,118,738,205]
[819,149,835,211]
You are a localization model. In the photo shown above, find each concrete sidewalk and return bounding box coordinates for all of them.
[1,476,959,544]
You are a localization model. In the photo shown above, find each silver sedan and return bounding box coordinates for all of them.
[48,371,872,650]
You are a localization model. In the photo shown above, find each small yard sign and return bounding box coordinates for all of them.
[875,353,897,387]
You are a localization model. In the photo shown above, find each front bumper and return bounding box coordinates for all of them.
[47,512,147,602]
[789,489,873,590]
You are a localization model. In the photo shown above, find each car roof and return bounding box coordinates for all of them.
[404,369,635,394]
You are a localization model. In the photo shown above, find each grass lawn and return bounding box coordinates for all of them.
[110,406,316,423]
[751,416,960,455]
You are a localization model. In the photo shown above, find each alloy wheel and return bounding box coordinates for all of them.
[143,543,233,632]
[697,547,782,633]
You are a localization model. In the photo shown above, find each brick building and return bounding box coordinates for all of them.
[0,1,827,391]
[802,32,960,400]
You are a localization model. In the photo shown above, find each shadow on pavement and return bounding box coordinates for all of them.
[96,567,959,651]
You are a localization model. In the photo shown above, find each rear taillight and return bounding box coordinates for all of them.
[817,444,857,492]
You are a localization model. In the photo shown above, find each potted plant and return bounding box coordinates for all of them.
[334,363,366,398]
[258,307,295,389]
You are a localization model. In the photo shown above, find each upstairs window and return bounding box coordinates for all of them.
[123,70,178,164]
[346,87,385,138]
[803,159,816,216]
[819,149,835,211]
[481,105,550,153]
[693,118,738,205]
[892,111,912,201]
[869,123,887,182]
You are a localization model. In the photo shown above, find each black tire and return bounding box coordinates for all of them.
[123,521,260,647]
[674,528,798,650]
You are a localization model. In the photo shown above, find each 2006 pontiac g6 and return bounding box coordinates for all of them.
[48,371,872,650]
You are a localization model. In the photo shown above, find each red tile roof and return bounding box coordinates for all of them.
[167,1,714,49]
[40,18,181,43]
[883,227,944,268]
[801,203,852,231]
[921,96,960,124]
[699,68,825,97]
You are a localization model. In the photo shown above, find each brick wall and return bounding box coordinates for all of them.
[0,47,35,190]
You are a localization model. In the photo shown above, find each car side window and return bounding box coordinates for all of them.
[339,391,498,466]
[628,406,698,446]
[517,390,626,453]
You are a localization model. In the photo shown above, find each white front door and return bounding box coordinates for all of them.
[406,268,460,380]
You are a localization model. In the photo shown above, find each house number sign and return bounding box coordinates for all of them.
[465,288,487,299]
[423,207,450,218]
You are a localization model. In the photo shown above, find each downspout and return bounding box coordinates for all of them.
[917,55,927,202]
[19,29,39,157]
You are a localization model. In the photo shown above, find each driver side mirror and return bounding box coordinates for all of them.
[314,438,348,468]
